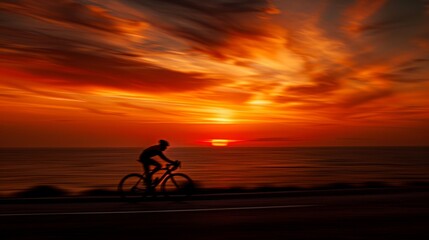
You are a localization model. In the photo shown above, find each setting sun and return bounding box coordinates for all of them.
[211,139,229,147]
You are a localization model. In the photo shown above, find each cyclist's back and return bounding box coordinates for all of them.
[140,145,165,160]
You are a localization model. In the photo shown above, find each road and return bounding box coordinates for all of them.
[0,191,428,240]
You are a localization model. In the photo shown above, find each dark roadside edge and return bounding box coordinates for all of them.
[1,186,428,204]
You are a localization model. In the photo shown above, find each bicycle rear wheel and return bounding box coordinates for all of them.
[161,173,194,199]
[118,173,147,201]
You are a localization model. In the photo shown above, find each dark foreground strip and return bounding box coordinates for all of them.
[0,204,319,217]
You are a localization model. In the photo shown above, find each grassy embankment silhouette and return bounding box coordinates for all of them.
[5,181,429,198]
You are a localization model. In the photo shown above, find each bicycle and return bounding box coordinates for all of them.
[118,160,194,201]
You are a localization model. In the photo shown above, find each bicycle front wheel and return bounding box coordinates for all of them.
[161,173,194,199]
[118,173,147,201]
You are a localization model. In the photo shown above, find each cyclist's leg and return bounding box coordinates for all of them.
[141,159,152,187]
[143,158,161,187]
[150,159,162,175]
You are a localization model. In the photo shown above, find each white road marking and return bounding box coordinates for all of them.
[0,204,319,217]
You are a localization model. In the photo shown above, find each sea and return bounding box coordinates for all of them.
[0,147,428,196]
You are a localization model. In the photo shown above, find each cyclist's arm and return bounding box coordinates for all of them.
[158,152,175,164]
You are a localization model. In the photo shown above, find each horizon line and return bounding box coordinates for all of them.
[1,145,429,149]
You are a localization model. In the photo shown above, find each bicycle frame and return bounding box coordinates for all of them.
[142,164,178,188]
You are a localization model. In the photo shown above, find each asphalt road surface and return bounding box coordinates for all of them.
[1,191,428,240]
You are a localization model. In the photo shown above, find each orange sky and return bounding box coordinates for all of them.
[1,0,429,147]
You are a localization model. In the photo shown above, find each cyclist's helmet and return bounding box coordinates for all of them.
[159,139,170,146]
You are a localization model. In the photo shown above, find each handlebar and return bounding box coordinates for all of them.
[166,160,181,171]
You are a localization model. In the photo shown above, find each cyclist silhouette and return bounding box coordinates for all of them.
[138,139,176,188]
